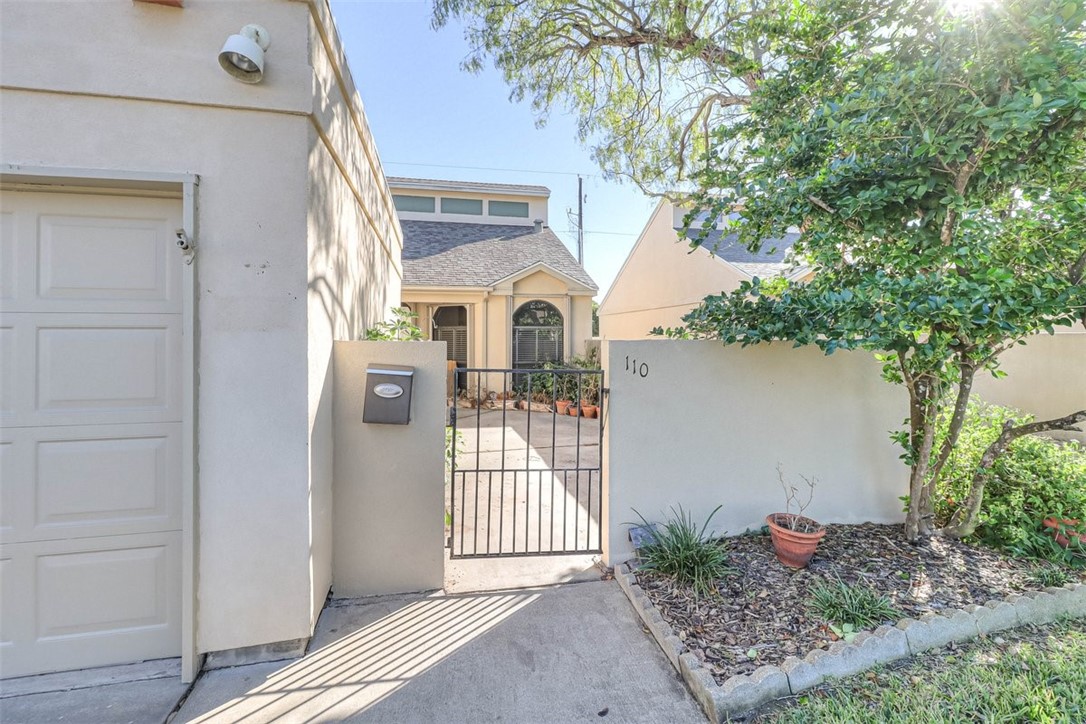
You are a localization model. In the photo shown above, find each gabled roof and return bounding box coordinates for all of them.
[691,228,805,278]
[401,220,598,290]
[387,177,550,197]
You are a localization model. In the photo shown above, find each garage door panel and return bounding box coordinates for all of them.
[0,212,14,302]
[38,213,178,309]
[0,533,181,679]
[37,319,179,422]
[0,556,17,649]
[0,424,181,544]
[37,431,181,536]
[0,442,18,538]
[37,544,172,639]
[0,312,181,427]
[0,324,17,421]
[0,193,181,315]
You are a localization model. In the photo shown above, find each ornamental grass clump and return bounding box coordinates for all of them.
[1027,565,1073,589]
[808,578,901,631]
[634,505,735,597]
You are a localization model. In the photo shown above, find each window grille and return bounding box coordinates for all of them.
[512,300,564,369]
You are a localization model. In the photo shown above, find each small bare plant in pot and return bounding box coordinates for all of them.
[766,465,825,568]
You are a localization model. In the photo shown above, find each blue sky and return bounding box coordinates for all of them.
[329,0,659,299]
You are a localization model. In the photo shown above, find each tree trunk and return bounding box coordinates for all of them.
[905,378,938,542]
[941,409,1086,538]
[926,361,976,491]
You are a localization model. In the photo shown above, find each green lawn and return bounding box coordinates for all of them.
[756,619,1086,724]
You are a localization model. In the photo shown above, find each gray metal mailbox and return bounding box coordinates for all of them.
[363,364,414,425]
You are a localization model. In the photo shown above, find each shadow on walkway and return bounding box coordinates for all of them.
[175,581,702,723]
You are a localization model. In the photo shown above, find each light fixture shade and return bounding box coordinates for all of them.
[218,25,270,84]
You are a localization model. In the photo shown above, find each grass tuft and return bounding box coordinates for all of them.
[1027,565,1073,589]
[634,505,735,596]
[807,578,901,630]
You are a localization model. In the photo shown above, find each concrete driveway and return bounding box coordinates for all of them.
[174,580,703,723]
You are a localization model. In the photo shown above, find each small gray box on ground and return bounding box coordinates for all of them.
[363,364,414,424]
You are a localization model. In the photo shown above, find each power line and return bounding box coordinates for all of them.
[384,160,601,178]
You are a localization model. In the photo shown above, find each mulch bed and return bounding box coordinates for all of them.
[632,523,1085,686]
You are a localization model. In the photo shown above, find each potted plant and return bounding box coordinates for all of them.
[766,466,825,568]
[579,371,601,419]
[1042,517,1086,548]
[549,364,573,415]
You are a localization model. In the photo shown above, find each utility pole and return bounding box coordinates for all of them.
[577,175,584,265]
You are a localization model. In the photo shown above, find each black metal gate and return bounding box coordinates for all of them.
[449,367,604,559]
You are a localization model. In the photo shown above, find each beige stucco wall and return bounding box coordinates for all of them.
[602,340,908,565]
[332,341,445,596]
[598,200,750,340]
[973,333,1086,443]
[601,336,1086,564]
[1,0,400,655]
[304,0,403,628]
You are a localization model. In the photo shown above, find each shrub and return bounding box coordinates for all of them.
[634,505,735,596]
[934,399,1086,568]
[364,307,423,340]
[808,578,901,630]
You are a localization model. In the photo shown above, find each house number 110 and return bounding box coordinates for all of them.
[625,356,649,378]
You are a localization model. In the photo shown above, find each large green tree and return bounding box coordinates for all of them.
[432,0,775,190]
[665,0,1086,540]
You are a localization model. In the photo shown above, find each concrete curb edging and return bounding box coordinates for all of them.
[616,564,1085,722]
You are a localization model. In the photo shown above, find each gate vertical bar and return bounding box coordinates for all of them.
[524,370,532,554]
[597,372,605,550]
[450,367,459,557]
[499,370,508,555]
[574,372,582,550]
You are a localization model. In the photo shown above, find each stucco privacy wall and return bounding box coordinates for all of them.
[332,342,445,597]
[973,333,1086,443]
[1,0,401,657]
[305,0,404,626]
[601,341,908,565]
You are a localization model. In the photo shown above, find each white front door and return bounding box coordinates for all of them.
[0,191,184,678]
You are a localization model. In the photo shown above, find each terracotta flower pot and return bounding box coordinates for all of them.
[1043,517,1086,548]
[766,513,825,568]
[555,400,572,415]
[568,406,580,416]
[582,404,598,419]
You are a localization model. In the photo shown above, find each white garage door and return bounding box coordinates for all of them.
[0,191,183,678]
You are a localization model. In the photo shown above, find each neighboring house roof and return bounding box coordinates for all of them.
[401,220,598,290]
[692,228,806,278]
[387,177,550,197]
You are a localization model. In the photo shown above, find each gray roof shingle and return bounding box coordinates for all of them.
[401,220,598,290]
[684,228,803,277]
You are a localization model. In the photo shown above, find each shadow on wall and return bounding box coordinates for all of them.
[181,591,541,722]
[306,80,399,339]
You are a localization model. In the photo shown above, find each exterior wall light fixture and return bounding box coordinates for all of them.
[219,24,271,84]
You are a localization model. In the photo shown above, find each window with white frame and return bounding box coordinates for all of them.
[512,300,563,369]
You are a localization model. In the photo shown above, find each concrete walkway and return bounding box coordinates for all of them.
[175,580,703,723]
[0,658,190,724]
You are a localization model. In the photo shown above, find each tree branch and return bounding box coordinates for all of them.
[942,409,1086,538]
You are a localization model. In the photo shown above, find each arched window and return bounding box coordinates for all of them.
[512,300,563,369]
